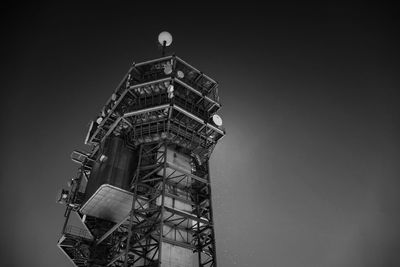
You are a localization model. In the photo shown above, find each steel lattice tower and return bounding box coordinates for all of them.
[57,33,225,267]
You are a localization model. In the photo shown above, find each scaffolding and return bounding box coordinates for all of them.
[57,55,225,267]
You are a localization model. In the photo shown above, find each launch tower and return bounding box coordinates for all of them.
[57,32,225,267]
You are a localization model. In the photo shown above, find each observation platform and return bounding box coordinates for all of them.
[84,56,225,164]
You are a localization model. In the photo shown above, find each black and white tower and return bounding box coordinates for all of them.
[57,32,225,267]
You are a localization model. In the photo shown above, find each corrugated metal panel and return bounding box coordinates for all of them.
[84,136,139,200]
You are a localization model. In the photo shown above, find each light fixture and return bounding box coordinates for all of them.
[158,31,173,56]
[158,31,173,47]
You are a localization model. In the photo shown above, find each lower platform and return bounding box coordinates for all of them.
[80,184,134,223]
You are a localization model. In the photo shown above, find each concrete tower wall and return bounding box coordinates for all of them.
[160,243,198,267]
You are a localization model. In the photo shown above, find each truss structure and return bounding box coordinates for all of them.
[57,55,225,267]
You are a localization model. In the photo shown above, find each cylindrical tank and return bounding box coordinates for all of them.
[84,136,139,200]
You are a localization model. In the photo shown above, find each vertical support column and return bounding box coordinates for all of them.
[194,160,217,267]
[195,192,203,266]
[157,142,168,266]
[124,145,143,267]
[206,160,217,267]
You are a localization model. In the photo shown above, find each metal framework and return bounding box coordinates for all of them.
[57,55,225,267]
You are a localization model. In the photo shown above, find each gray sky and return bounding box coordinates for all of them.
[2,3,399,267]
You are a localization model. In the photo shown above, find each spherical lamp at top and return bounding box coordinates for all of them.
[158,31,173,46]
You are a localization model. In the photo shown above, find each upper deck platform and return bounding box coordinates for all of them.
[84,56,225,162]
[101,56,221,119]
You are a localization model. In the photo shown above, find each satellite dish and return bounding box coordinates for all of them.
[158,31,173,47]
[164,62,173,74]
[85,121,95,144]
[177,70,185,79]
[167,85,174,99]
[56,189,69,204]
[212,114,223,126]
[99,154,108,162]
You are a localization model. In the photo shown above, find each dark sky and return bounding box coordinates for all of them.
[2,3,399,267]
